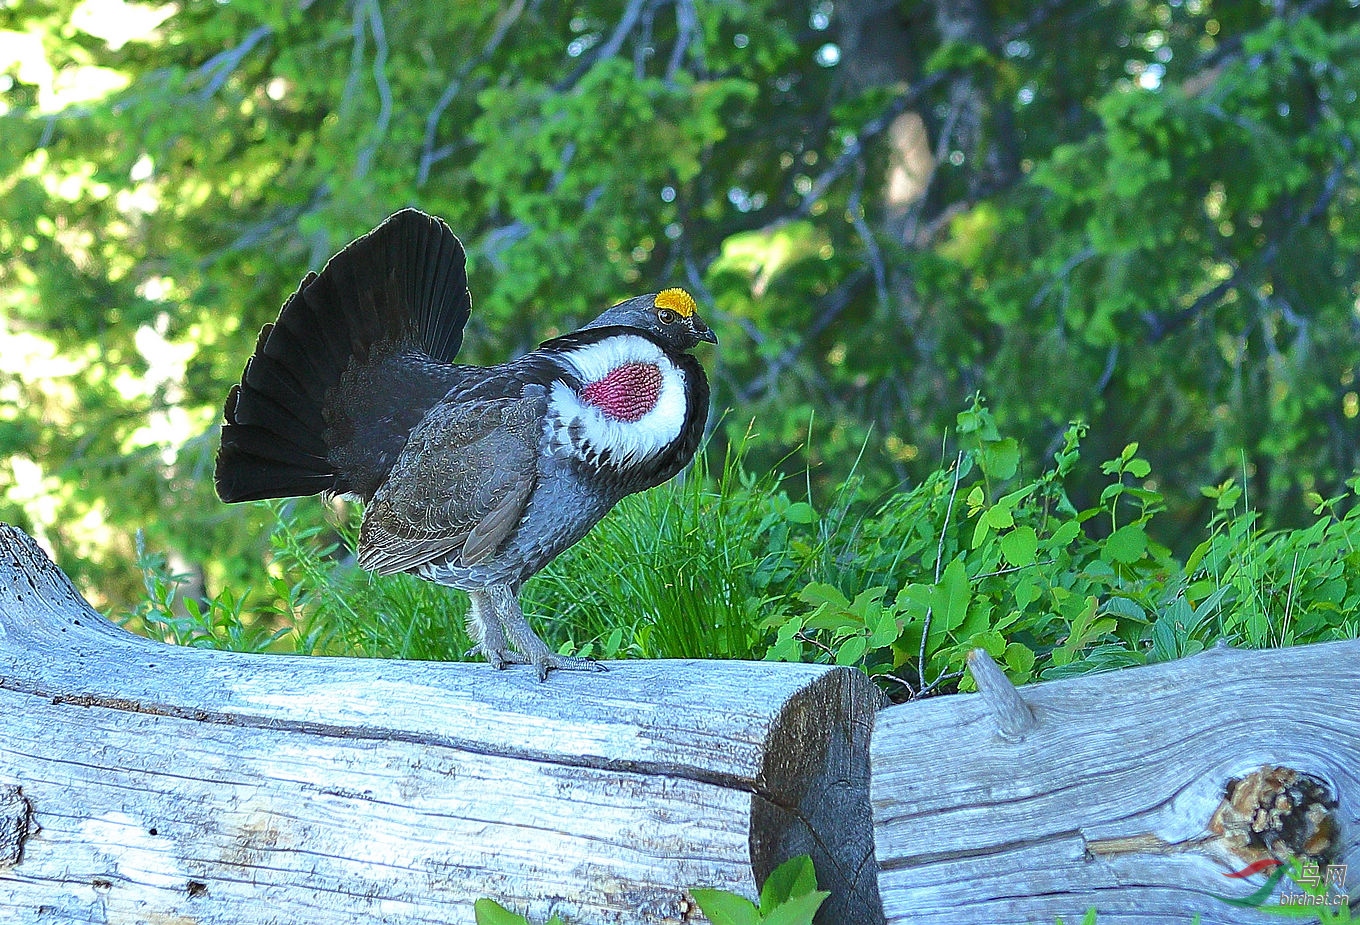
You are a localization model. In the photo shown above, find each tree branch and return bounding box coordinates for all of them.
[417,0,528,186]
[1146,141,1351,343]
[555,0,648,92]
[665,0,702,86]
[353,0,393,181]
[338,5,367,122]
[193,25,273,101]
[737,269,870,403]
[791,72,949,223]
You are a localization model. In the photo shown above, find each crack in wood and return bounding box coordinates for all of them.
[877,829,1085,872]
[0,678,779,802]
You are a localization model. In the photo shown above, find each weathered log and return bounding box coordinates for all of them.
[0,525,885,925]
[872,646,1360,923]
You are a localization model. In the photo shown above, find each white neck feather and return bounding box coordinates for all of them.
[546,334,688,468]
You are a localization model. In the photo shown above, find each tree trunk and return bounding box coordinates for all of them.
[0,525,885,925]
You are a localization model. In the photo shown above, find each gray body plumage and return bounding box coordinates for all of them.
[215,209,715,678]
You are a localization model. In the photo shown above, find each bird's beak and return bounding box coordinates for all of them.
[690,313,718,345]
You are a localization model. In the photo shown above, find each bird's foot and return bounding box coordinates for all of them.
[529,650,607,682]
[466,642,603,680]
[492,600,604,680]
[467,585,607,681]
[466,642,522,671]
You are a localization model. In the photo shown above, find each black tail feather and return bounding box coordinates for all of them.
[216,209,472,503]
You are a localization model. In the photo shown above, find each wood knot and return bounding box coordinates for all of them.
[0,784,37,868]
[1208,764,1338,866]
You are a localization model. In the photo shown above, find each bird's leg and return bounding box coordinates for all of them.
[484,584,604,681]
[465,588,523,670]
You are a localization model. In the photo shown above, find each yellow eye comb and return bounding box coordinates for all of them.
[654,288,697,318]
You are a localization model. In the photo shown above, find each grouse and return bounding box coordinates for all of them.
[215,209,716,679]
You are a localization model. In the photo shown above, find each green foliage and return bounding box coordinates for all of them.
[523,432,790,662]
[691,855,829,925]
[127,528,290,653]
[5,0,1360,620]
[760,395,1360,697]
[468,855,825,925]
[472,898,564,925]
[1053,912,1100,925]
[121,397,1360,707]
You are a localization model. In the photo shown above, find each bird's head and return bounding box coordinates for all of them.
[580,288,718,352]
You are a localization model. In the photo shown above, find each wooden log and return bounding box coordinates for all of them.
[872,646,1360,923]
[0,525,886,925]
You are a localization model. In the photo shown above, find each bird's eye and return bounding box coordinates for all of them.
[657,308,679,325]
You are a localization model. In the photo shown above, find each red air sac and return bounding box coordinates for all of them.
[581,362,663,422]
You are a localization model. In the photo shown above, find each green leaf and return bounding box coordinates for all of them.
[927,558,972,649]
[835,633,867,666]
[1013,577,1041,611]
[797,583,850,609]
[893,583,930,618]
[968,629,1006,658]
[474,899,530,925]
[971,513,993,549]
[868,607,899,647]
[1103,596,1148,623]
[761,890,831,925]
[1103,524,1148,564]
[981,437,1020,481]
[847,587,887,622]
[993,608,1025,632]
[1000,525,1038,567]
[759,855,819,912]
[1004,642,1036,681]
[1151,610,1181,663]
[691,889,760,925]
[783,502,816,524]
[1048,520,1082,548]
[965,483,985,514]
[984,504,1015,531]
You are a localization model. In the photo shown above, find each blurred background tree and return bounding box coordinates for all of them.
[2,0,1358,612]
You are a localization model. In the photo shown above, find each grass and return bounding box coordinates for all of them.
[121,398,1360,702]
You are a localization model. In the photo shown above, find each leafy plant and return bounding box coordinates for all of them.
[120,394,1360,705]
[691,855,829,925]
[124,529,290,653]
[473,898,564,925]
[468,855,826,925]
[762,394,1360,700]
[9,0,1360,638]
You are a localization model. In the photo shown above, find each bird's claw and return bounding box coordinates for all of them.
[466,643,529,671]
[468,643,604,680]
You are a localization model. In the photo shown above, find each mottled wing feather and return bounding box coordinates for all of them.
[461,476,534,565]
[357,386,546,576]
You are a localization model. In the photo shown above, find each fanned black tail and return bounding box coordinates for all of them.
[215,209,471,503]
